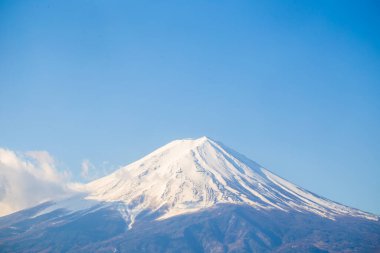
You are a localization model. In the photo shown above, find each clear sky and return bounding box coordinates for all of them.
[0,1,379,214]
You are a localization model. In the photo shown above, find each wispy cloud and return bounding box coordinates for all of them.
[0,148,74,216]
[80,159,93,179]
[80,159,116,181]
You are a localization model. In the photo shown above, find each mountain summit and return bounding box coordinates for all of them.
[1,137,379,253]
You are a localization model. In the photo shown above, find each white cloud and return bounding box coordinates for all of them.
[0,148,74,217]
[80,159,116,181]
[81,159,93,179]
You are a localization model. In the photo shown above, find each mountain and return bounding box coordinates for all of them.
[85,137,375,223]
[0,137,379,252]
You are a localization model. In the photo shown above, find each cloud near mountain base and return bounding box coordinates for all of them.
[0,148,73,216]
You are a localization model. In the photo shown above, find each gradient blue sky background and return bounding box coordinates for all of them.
[1,1,379,214]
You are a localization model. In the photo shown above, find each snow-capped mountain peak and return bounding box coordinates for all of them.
[85,137,377,224]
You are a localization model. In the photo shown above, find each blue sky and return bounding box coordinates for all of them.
[0,1,379,214]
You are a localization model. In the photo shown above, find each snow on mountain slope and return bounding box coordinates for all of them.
[85,137,377,226]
